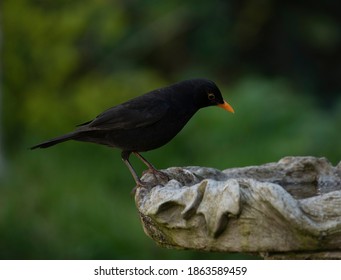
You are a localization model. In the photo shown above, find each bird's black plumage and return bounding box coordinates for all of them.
[31,78,234,186]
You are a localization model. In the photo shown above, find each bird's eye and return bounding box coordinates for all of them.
[208,93,215,100]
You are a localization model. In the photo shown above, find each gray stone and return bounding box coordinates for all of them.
[135,157,341,259]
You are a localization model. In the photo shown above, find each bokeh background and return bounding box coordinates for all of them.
[1,0,340,259]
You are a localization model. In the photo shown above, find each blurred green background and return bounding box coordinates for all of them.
[1,0,340,259]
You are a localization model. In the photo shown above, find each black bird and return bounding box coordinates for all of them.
[31,78,234,186]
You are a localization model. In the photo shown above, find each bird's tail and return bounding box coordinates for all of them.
[30,132,78,149]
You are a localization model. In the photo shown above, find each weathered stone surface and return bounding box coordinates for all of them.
[135,157,341,258]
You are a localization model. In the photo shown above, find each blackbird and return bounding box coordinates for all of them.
[31,78,234,186]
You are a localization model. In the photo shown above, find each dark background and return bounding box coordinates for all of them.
[1,0,340,259]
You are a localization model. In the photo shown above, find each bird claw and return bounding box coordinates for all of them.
[131,169,169,193]
[130,179,150,196]
[143,168,169,182]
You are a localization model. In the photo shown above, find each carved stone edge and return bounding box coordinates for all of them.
[135,157,341,258]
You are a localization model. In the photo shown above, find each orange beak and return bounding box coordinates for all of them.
[217,100,234,113]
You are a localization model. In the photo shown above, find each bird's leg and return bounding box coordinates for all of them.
[133,152,169,181]
[133,152,157,171]
[121,151,146,187]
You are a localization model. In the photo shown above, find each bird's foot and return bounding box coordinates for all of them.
[143,168,169,182]
[131,170,169,196]
[152,169,169,181]
[130,179,151,195]
[137,180,150,188]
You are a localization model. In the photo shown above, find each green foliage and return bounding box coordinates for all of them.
[1,0,340,259]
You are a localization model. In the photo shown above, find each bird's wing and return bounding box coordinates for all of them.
[78,94,170,130]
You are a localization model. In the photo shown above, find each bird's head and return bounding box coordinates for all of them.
[191,79,234,113]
